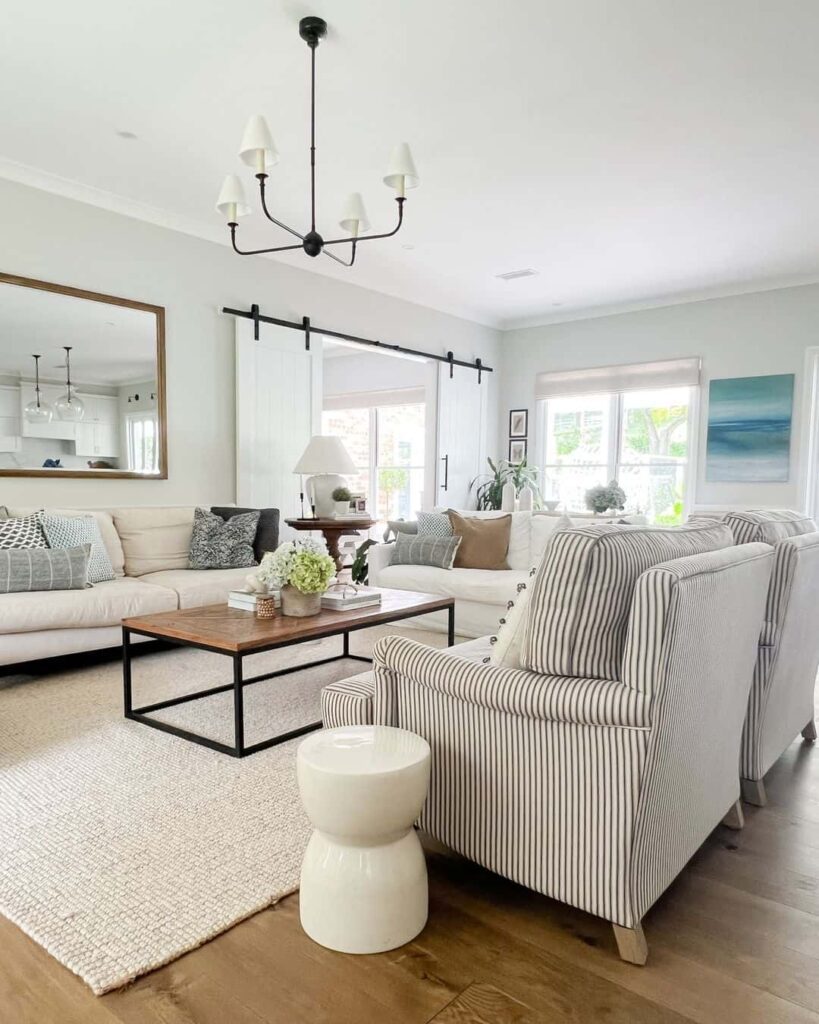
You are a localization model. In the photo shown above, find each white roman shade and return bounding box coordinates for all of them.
[535,357,701,400]
[323,386,425,411]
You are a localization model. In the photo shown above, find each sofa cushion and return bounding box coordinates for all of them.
[390,533,461,569]
[0,545,91,594]
[0,577,177,634]
[112,506,196,576]
[723,509,817,545]
[41,514,115,583]
[448,510,511,570]
[7,507,125,576]
[522,521,734,680]
[211,506,280,561]
[377,562,528,604]
[138,567,258,609]
[0,511,46,549]
[188,507,259,569]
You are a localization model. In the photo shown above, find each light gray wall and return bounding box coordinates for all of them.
[0,178,500,507]
[322,350,428,397]
[499,285,819,509]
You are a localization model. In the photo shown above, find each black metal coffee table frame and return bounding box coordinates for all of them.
[122,602,455,758]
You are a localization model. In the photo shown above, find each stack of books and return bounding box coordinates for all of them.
[228,590,281,612]
[321,587,382,611]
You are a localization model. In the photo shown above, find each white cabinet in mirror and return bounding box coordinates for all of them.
[0,273,166,478]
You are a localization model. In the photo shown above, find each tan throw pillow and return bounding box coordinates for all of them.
[447,510,511,570]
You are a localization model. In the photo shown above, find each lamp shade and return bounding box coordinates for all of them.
[383,143,419,193]
[215,174,250,220]
[293,435,357,475]
[239,114,279,172]
[339,192,371,235]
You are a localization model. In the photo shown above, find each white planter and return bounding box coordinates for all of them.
[333,501,350,518]
[281,585,322,617]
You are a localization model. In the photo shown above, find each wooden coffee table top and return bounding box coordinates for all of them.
[122,587,454,654]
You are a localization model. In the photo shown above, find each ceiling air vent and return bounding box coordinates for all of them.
[495,268,538,281]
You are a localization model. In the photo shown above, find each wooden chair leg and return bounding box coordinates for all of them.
[613,922,648,965]
[740,777,767,807]
[803,719,817,742]
[721,798,745,829]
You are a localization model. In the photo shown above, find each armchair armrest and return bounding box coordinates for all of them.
[373,635,650,728]
[366,542,394,586]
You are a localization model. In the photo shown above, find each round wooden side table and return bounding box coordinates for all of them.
[285,517,375,572]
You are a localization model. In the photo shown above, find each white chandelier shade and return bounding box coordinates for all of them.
[216,16,418,268]
[239,114,279,174]
[216,174,251,221]
[383,143,419,196]
[339,192,371,236]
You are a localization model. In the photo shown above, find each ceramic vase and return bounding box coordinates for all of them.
[281,585,322,617]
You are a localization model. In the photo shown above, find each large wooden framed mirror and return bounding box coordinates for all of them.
[0,273,167,479]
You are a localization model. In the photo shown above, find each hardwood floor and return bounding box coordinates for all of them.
[2,727,818,1023]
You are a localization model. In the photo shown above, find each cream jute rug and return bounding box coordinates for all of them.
[0,625,444,995]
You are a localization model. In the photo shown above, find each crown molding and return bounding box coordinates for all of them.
[499,273,819,332]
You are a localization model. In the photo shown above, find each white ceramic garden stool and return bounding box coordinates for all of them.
[296,724,431,954]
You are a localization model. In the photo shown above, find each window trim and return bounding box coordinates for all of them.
[536,384,699,521]
[321,391,426,522]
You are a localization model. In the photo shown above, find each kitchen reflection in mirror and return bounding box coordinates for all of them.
[0,274,166,478]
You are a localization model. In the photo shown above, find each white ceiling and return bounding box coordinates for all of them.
[0,282,157,385]
[2,0,819,328]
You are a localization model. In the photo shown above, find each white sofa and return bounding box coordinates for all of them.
[0,505,258,667]
[368,510,647,638]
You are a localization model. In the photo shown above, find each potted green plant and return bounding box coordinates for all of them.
[257,538,336,616]
[584,479,627,515]
[469,457,542,510]
[331,485,352,518]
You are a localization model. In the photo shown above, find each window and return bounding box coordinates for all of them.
[126,411,159,473]
[539,385,692,523]
[321,396,425,523]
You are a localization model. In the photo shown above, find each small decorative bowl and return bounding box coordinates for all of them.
[255,596,277,619]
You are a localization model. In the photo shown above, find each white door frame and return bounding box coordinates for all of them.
[799,346,819,516]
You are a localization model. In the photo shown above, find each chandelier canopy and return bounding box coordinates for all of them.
[216,16,418,268]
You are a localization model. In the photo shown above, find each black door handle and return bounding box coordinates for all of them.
[440,454,449,490]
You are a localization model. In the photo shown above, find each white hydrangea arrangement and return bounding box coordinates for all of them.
[257,537,335,594]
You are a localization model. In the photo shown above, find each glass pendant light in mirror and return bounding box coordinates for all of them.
[23,354,54,424]
[54,346,85,422]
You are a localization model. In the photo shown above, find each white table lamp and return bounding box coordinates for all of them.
[294,435,357,518]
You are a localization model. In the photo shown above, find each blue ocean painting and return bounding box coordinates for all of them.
[705,374,794,482]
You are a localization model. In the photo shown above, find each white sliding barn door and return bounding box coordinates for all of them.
[436,362,487,509]
[235,318,322,524]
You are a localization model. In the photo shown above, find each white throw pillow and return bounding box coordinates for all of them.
[489,514,573,669]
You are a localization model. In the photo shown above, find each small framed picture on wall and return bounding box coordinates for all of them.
[509,408,528,438]
[508,438,528,464]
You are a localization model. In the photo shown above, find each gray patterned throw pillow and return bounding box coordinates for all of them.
[0,511,46,549]
[417,511,453,538]
[41,513,115,584]
[0,545,90,593]
[188,507,260,569]
[390,532,461,569]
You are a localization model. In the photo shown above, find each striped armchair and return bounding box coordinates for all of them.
[366,524,773,963]
[719,511,819,805]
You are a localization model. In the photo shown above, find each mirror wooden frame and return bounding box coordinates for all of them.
[0,272,167,479]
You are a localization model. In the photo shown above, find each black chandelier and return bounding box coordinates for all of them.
[216,16,419,268]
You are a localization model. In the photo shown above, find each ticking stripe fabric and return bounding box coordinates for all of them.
[740,533,819,780]
[321,671,375,728]
[354,542,773,930]
[522,521,733,680]
[373,635,651,728]
[0,545,91,593]
[724,508,816,546]
[629,544,772,922]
